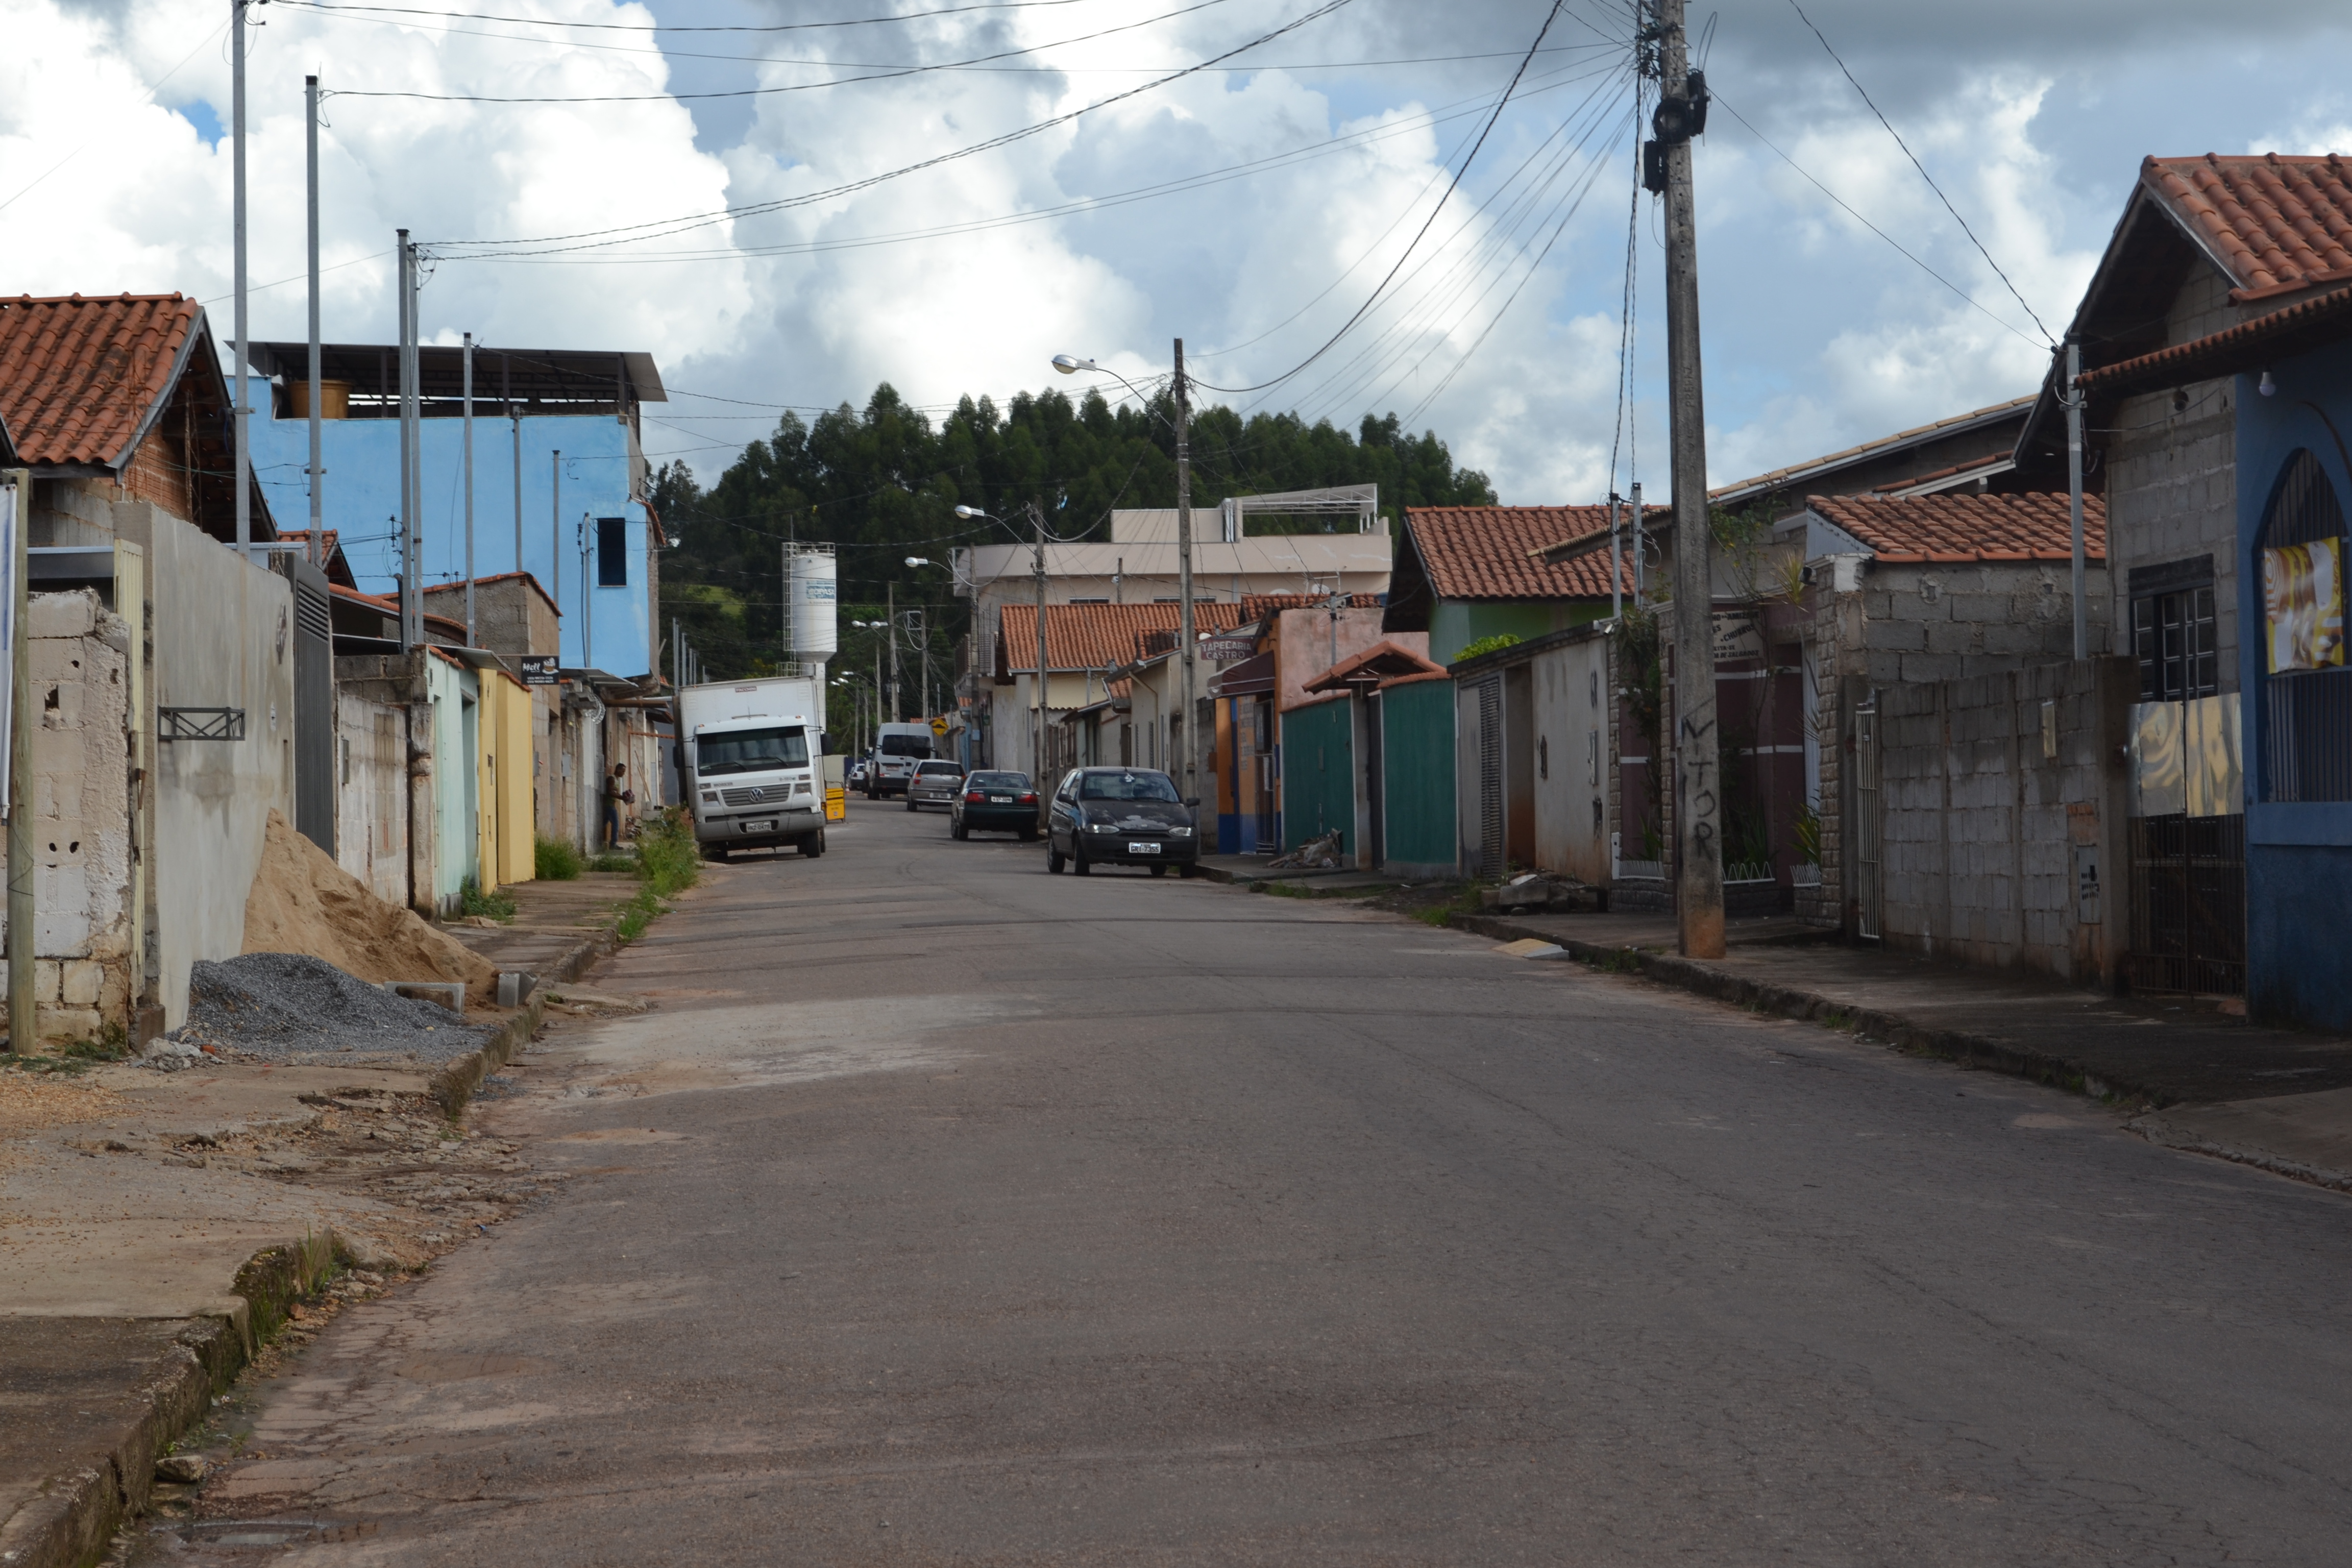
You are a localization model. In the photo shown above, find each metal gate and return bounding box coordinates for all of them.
[1852,696,1881,940]
[289,557,335,859]
[1472,673,1503,880]
[2125,815,2246,994]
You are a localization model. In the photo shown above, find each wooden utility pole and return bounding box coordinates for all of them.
[1173,339,1196,804]
[4,470,28,1052]
[1648,0,1724,958]
[1031,503,1049,782]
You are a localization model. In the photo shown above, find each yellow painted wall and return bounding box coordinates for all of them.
[477,670,537,889]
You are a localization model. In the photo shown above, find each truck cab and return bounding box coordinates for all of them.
[688,714,825,860]
[866,724,937,798]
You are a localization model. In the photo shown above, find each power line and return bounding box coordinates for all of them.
[1710,92,2044,350]
[419,0,1360,254]
[1781,0,2054,345]
[1190,0,1577,397]
[329,0,1238,103]
[281,0,1119,34]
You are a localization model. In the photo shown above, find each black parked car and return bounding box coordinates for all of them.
[951,771,1039,840]
[1046,767,1200,876]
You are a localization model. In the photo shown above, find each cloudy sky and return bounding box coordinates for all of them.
[7,0,2350,503]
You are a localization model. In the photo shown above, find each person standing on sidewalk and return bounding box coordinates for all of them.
[603,763,633,850]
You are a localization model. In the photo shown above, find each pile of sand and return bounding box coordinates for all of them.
[241,810,499,1010]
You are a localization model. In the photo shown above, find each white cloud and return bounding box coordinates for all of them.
[8,0,2352,506]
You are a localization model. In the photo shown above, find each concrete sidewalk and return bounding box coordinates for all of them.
[1451,905,2352,1190]
[0,871,648,1568]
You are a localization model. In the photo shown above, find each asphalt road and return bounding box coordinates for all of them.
[149,799,2352,1565]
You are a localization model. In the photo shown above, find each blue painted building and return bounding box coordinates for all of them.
[248,341,664,675]
[2026,152,2352,1029]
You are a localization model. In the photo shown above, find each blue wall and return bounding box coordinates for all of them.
[252,409,652,675]
[2234,347,2352,1030]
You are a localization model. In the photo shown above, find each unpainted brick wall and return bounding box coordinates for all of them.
[1874,657,2130,984]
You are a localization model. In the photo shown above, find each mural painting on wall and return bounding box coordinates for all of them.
[2263,537,2345,674]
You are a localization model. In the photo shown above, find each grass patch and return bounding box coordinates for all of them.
[535,835,584,881]
[632,809,702,898]
[60,1024,132,1062]
[458,876,517,923]
[586,852,635,873]
[614,886,665,945]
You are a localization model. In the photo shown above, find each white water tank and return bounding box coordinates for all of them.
[785,546,838,659]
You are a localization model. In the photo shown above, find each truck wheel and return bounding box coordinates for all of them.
[1048,845,1065,874]
[799,829,825,858]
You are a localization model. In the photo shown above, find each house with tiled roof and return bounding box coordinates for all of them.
[2011,151,2352,1030]
[1710,395,2040,512]
[1382,505,1639,665]
[0,292,300,1039]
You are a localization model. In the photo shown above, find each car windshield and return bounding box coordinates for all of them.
[970,773,1028,790]
[1080,771,1181,802]
[878,734,934,758]
[698,725,808,776]
[917,762,961,776]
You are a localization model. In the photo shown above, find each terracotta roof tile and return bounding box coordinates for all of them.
[2143,154,2352,302]
[1238,591,1381,621]
[998,600,1252,674]
[1304,640,1447,694]
[2073,281,2352,398]
[422,569,563,616]
[1804,492,2104,564]
[0,293,201,468]
[1404,506,1635,600]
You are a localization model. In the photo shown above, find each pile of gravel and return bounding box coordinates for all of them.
[168,953,494,1064]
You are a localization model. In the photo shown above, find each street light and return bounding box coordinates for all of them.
[953,503,1050,780]
[1052,342,1199,807]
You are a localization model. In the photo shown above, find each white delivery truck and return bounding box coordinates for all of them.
[864,721,938,798]
[678,676,828,860]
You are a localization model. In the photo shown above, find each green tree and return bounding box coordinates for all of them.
[655,384,1498,682]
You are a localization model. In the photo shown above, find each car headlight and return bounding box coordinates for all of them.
[1169,825,1194,837]
[1087,821,1116,832]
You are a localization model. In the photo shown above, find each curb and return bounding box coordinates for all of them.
[423,923,605,1116]
[2127,1120,2352,1193]
[0,1230,342,1568]
[1445,911,2171,1110]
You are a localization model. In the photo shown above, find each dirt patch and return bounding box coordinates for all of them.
[241,810,497,1008]
[0,1070,126,1147]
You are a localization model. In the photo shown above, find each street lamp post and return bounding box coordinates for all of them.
[1054,348,1197,805]
[956,503,1051,784]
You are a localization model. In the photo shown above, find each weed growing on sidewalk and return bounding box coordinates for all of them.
[633,809,701,898]
[535,835,584,880]
[587,852,635,873]
[458,876,517,923]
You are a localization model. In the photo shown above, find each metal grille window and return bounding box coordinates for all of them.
[2133,586,2217,701]
[2257,449,2352,802]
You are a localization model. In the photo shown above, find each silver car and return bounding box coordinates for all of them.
[905,759,965,812]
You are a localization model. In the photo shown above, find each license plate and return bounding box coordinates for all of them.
[991,795,1012,803]
[1128,841,1159,854]
[742,819,777,834]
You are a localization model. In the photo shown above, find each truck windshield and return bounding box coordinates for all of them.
[878,735,934,758]
[698,726,808,776]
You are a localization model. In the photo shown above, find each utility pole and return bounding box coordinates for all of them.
[1646,0,1724,959]
[396,231,415,650]
[304,74,323,565]
[1608,491,1623,619]
[462,333,476,647]
[886,579,899,722]
[1032,503,1049,783]
[550,451,561,659]
[1173,338,1197,804]
[231,0,252,557]
[2066,337,2088,661]
[1630,480,1645,597]
[4,469,30,1052]
[580,511,593,669]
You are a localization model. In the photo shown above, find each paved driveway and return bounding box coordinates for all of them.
[149,800,2352,1565]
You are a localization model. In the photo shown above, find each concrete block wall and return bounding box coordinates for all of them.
[0,590,138,1042]
[2104,390,2237,678]
[1858,562,2110,689]
[1874,657,2130,984]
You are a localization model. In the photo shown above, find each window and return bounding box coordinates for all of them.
[2257,448,2352,802]
[697,725,808,776]
[597,517,628,587]
[1080,771,1180,802]
[2133,585,2218,700]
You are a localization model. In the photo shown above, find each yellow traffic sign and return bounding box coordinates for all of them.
[929,717,949,736]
